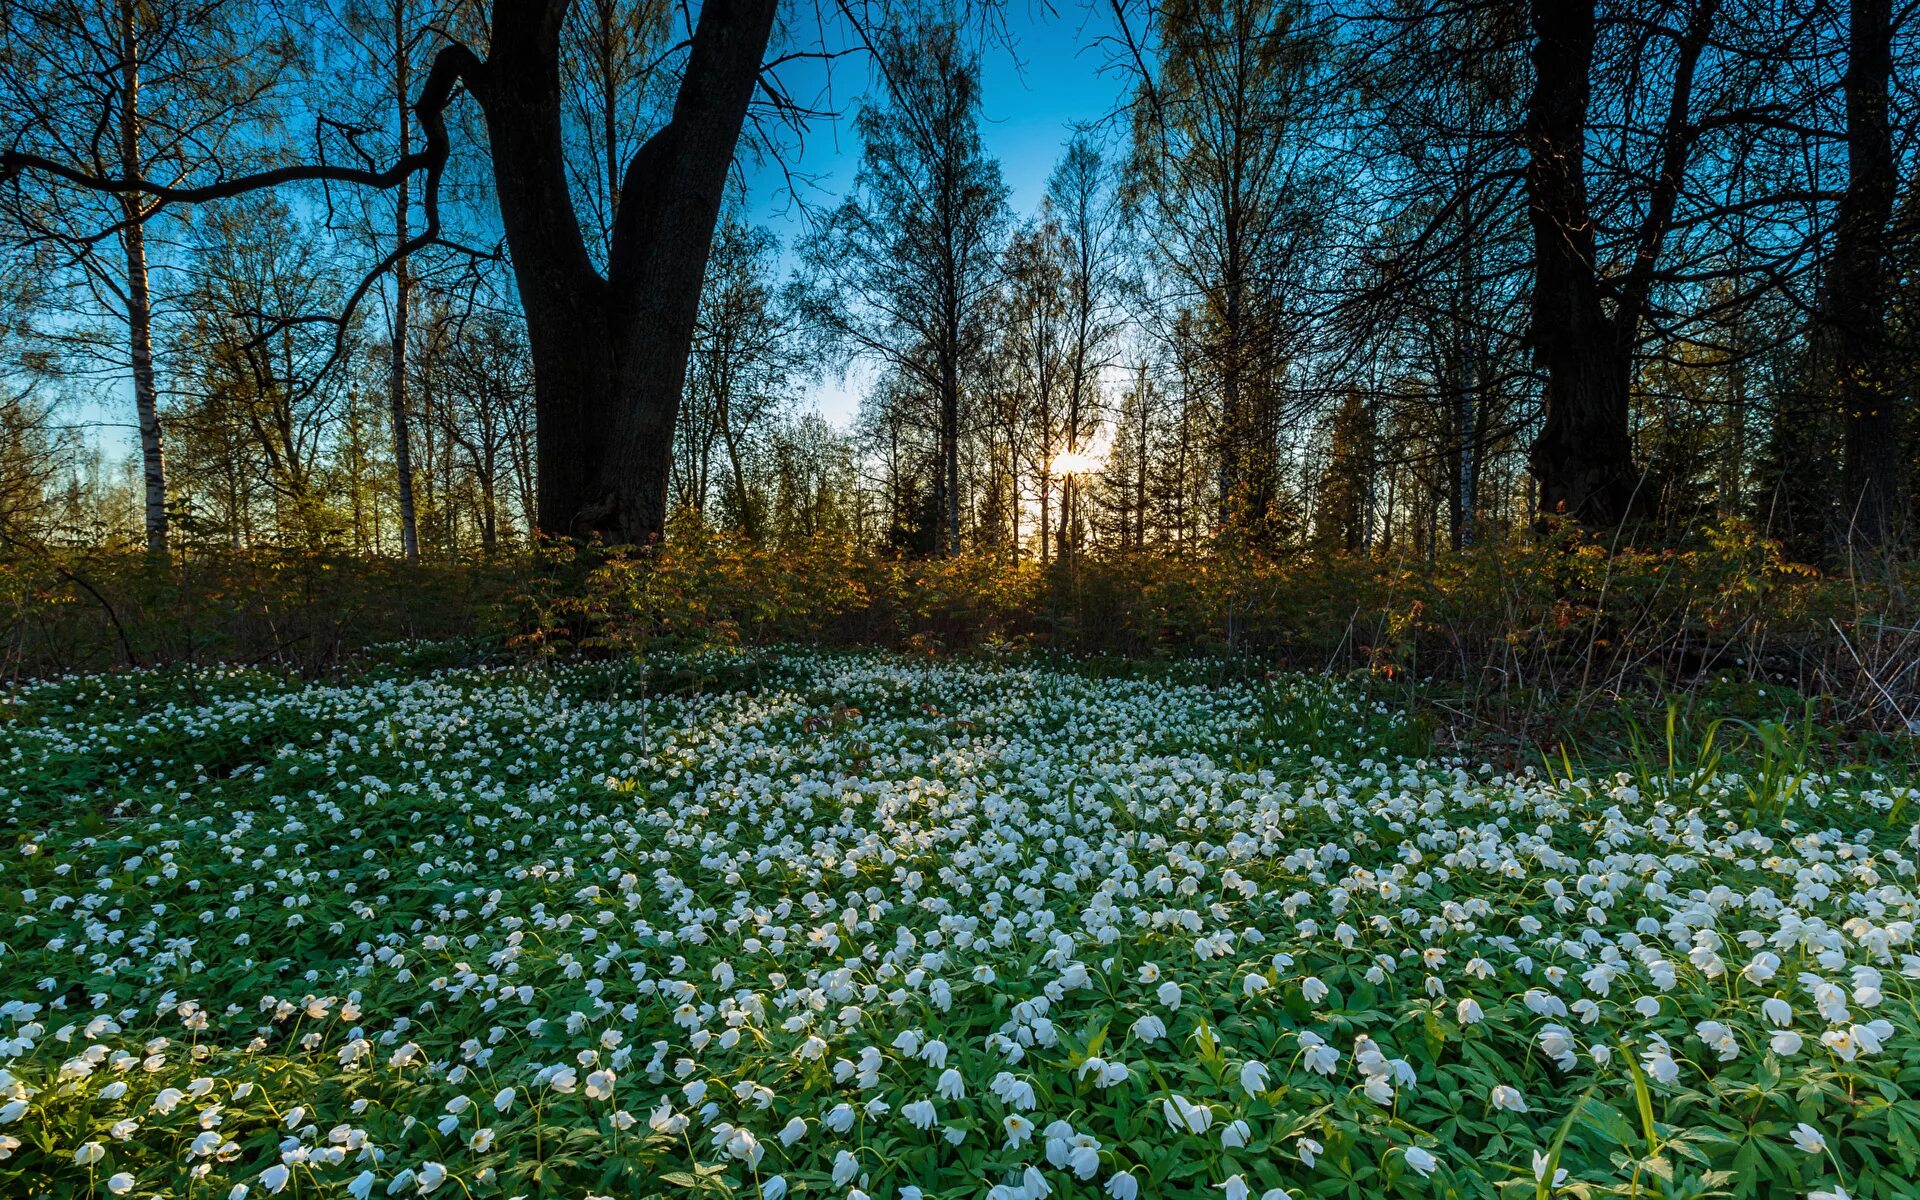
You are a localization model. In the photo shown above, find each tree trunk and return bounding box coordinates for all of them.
[1833,0,1898,551]
[390,1,421,562]
[119,1,166,556]
[940,350,961,556]
[1008,430,1020,564]
[1522,0,1639,530]
[478,0,777,546]
[719,398,755,540]
[1523,0,1718,533]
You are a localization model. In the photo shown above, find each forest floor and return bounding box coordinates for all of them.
[1,648,1915,1199]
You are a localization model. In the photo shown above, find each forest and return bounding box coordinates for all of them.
[3,0,1916,563]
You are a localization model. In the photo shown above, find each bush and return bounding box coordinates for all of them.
[0,546,510,678]
[498,521,1916,730]
[6,521,1916,731]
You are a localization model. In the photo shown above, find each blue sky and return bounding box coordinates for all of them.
[744,2,1134,425]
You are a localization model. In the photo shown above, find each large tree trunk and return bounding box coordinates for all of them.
[478,0,776,546]
[119,0,166,556]
[1521,0,1639,529]
[1833,0,1899,551]
[1523,0,1718,533]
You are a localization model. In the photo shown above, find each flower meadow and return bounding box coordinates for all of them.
[2,652,1918,1200]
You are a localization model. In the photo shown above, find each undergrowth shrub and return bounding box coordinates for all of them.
[5,519,1915,730]
[507,520,1917,729]
[0,546,508,677]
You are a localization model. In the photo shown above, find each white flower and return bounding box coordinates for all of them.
[1694,1021,1738,1062]
[260,1164,291,1194]
[1301,977,1330,1004]
[902,1099,937,1130]
[725,1128,763,1167]
[1538,1025,1577,1070]
[648,1101,688,1135]
[1489,1085,1529,1113]
[1162,1094,1211,1134]
[492,1087,515,1113]
[1403,1146,1439,1177]
[1791,1124,1826,1155]
[1023,1166,1051,1199]
[584,1070,615,1100]
[1456,998,1483,1024]
[1218,1175,1251,1200]
[1065,1136,1101,1180]
[107,1174,135,1195]
[1239,1060,1270,1097]
[74,1142,106,1166]
[417,1162,447,1194]
[831,1149,859,1186]
[936,1068,965,1100]
[1531,1151,1567,1187]
[1003,1113,1035,1149]
[1298,1030,1340,1075]
[779,1117,807,1146]
[762,1177,788,1200]
[1641,1041,1681,1085]
[1106,1172,1139,1200]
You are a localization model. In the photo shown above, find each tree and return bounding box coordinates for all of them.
[2,0,786,547]
[802,16,1009,556]
[323,0,475,561]
[171,198,360,548]
[1830,0,1899,551]
[1311,389,1376,552]
[1000,221,1067,562]
[434,308,537,552]
[1044,135,1126,562]
[0,0,295,554]
[677,215,806,538]
[1122,0,1332,546]
[1338,0,1533,551]
[1520,0,1721,529]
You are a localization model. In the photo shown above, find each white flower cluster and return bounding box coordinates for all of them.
[0,652,1912,1198]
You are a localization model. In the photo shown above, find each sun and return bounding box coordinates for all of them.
[1047,426,1114,478]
